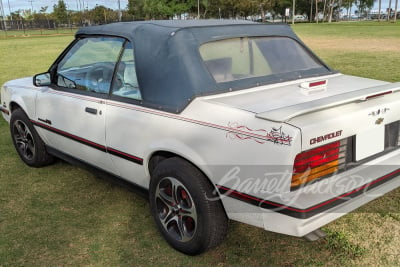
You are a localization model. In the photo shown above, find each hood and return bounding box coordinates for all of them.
[3,77,35,90]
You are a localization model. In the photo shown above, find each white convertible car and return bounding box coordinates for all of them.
[1,20,400,255]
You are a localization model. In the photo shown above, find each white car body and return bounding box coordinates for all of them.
[1,20,400,253]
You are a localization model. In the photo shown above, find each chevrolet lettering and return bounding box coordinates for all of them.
[310,130,343,145]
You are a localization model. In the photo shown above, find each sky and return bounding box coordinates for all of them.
[0,0,396,16]
[1,0,129,15]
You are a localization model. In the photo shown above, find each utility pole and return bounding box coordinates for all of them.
[28,0,34,13]
[378,0,381,21]
[0,0,6,30]
[7,0,12,21]
[118,0,122,21]
[198,0,200,19]
[292,0,295,24]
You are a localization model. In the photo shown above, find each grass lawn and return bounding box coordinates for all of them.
[0,22,399,266]
[293,21,400,83]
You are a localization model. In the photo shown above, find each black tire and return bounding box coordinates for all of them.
[10,108,54,167]
[149,157,228,255]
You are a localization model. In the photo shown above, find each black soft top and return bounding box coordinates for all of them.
[76,21,330,113]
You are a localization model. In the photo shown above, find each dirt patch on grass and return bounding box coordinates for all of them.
[302,37,400,53]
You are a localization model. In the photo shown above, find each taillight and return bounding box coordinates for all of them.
[291,139,347,190]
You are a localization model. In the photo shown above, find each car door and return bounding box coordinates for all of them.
[104,41,148,187]
[34,36,126,175]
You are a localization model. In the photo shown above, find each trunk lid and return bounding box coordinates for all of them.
[206,74,395,119]
[206,74,400,153]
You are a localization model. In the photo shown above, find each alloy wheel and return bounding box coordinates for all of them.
[155,177,197,242]
[13,120,36,161]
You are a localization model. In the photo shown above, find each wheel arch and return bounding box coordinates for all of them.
[146,149,228,216]
[147,150,210,182]
[9,101,23,113]
[8,90,36,119]
[9,107,55,167]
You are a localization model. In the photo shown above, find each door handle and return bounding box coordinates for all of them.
[85,107,97,115]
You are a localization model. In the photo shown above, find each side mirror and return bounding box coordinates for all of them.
[33,72,51,87]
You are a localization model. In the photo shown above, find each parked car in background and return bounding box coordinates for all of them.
[1,20,400,255]
[294,15,307,21]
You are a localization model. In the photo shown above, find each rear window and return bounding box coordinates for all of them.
[199,37,325,83]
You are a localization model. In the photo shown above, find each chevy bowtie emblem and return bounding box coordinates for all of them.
[369,108,390,116]
[375,118,384,125]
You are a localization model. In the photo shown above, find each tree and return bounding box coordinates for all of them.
[170,0,194,18]
[200,0,211,18]
[53,0,68,24]
[358,0,374,18]
[295,0,313,21]
[128,0,195,20]
[38,6,51,28]
[40,6,48,14]
[127,0,142,19]
[378,0,382,21]
[21,9,33,20]
[387,0,392,21]
[341,0,355,20]
[327,0,336,22]
[89,5,119,24]
[9,11,22,20]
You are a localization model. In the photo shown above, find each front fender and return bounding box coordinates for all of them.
[2,77,39,121]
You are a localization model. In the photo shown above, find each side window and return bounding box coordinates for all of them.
[111,42,142,101]
[56,37,125,94]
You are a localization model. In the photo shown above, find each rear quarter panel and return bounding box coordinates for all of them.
[121,98,302,193]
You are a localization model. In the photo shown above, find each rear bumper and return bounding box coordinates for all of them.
[219,149,400,237]
[262,175,400,236]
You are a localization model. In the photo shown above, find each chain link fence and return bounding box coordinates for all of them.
[0,17,137,37]
[0,19,81,37]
